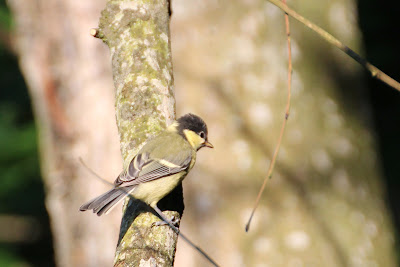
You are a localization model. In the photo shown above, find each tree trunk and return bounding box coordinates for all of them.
[7,0,122,266]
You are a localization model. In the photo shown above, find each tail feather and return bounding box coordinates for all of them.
[90,189,122,211]
[80,186,136,216]
[94,192,128,216]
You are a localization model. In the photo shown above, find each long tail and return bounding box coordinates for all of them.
[79,186,136,216]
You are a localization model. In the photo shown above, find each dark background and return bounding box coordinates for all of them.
[0,1,54,266]
[358,1,400,241]
[0,0,398,265]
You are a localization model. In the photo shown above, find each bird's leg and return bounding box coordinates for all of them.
[150,205,181,231]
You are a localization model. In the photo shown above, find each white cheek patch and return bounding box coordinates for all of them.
[183,129,204,149]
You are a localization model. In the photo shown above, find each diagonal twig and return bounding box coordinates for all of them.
[265,0,400,92]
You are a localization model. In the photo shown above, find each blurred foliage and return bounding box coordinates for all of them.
[0,1,54,266]
[0,0,12,31]
[0,8,11,31]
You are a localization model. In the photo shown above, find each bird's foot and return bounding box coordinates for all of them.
[152,215,180,227]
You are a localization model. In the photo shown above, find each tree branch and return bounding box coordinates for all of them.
[97,0,178,266]
[266,0,400,92]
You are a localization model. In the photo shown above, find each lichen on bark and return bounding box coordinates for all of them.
[99,0,175,157]
[97,0,178,266]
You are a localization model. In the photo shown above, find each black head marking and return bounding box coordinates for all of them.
[177,113,208,140]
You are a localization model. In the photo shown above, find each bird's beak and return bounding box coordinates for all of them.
[204,141,214,148]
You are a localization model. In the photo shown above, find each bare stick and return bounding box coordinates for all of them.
[89,28,104,39]
[246,0,293,232]
[79,158,220,266]
[266,0,400,92]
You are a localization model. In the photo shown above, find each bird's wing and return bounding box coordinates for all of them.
[114,150,192,186]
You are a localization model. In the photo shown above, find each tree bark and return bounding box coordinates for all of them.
[96,0,178,266]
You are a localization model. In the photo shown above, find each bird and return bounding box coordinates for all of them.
[79,113,213,217]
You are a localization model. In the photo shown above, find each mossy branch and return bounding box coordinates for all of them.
[97,0,177,266]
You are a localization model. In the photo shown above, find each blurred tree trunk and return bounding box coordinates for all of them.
[7,1,122,266]
[171,0,398,266]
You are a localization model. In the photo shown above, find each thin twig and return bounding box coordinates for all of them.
[79,157,112,185]
[152,205,220,267]
[265,0,400,92]
[246,0,292,232]
[79,158,220,267]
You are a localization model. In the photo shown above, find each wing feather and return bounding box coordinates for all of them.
[115,140,193,187]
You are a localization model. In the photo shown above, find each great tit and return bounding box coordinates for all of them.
[79,113,213,216]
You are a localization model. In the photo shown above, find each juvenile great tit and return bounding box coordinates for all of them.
[79,113,213,216]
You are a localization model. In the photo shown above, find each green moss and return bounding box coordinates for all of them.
[99,3,120,43]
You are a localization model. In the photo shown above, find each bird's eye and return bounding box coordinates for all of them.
[199,131,205,139]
